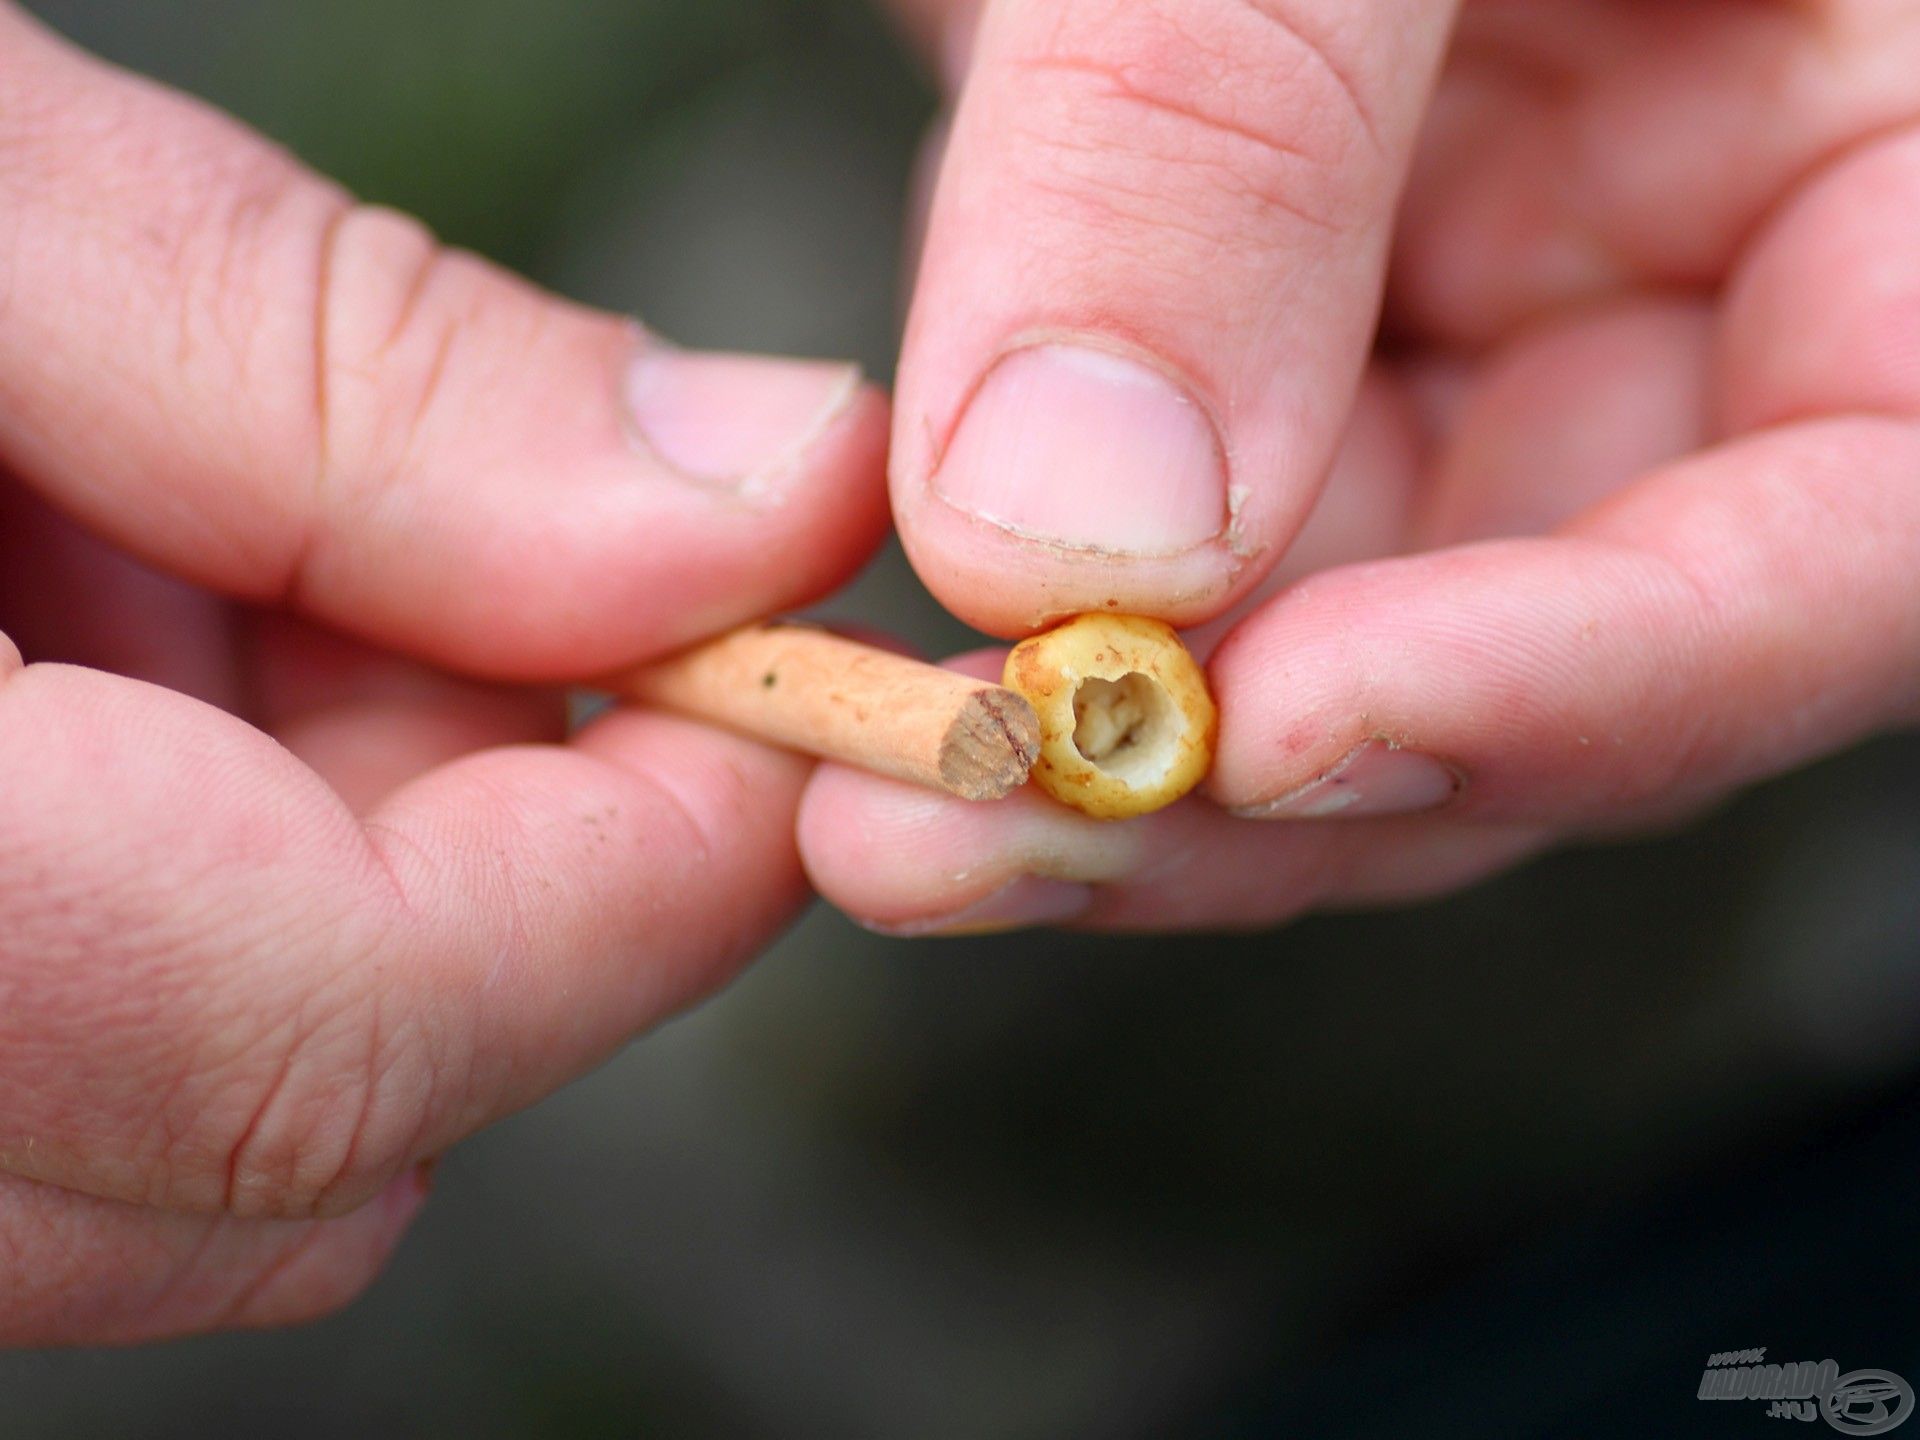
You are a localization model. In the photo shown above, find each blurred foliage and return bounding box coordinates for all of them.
[35,0,931,273]
[7,4,1920,1437]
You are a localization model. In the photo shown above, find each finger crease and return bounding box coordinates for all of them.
[282,200,354,610]
[1019,54,1321,166]
[1229,0,1384,156]
[222,1013,304,1215]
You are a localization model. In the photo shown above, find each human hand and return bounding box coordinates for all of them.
[0,8,889,1343]
[804,0,1920,931]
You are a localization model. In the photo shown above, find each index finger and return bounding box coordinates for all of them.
[0,655,811,1219]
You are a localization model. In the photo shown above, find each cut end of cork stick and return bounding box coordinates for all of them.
[938,688,1042,801]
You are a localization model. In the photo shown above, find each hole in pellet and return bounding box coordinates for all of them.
[1072,673,1182,787]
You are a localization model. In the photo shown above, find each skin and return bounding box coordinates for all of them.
[0,7,893,1342]
[9,0,1920,1344]
[801,0,1920,931]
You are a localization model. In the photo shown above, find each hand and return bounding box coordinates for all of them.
[804,0,1920,932]
[0,8,888,1343]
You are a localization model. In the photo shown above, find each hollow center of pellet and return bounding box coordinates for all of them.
[1072,673,1182,786]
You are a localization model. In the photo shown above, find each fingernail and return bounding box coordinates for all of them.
[933,344,1227,554]
[1235,742,1461,820]
[868,877,1094,938]
[626,342,861,490]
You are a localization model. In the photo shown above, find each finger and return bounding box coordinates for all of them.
[1715,125,1920,434]
[0,662,810,1218]
[1209,418,1920,826]
[1213,122,1920,822]
[0,1165,428,1346]
[891,0,1459,633]
[0,8,888,679]
[1391,3,1920,345]
[798,760,1543,933]
[0,482,564,810]
[0,478,243,709]
[1411,298,1714,547]
[1186,366,1428,657]
[1251,366,1427,584]
[796,646,1538,934]
[247,614,566,813]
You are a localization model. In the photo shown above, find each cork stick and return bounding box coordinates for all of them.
[610,623,1041,801]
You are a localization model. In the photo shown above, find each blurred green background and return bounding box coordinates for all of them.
[6,3,1920,1436]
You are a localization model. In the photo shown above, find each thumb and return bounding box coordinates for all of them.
[893,0,1457,633]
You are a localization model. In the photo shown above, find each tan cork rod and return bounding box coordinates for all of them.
[610,622,1041,802]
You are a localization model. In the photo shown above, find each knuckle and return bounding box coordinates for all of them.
[1005,0,1381,242]
[291,200,590,600]
[220,974,444,1220]
[306,203,473,508]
